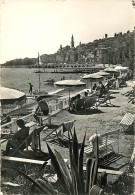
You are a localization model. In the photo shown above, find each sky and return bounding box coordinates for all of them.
[0,0,135,63]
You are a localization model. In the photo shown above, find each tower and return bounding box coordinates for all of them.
[60,45,62,52]
[71,35,74,48]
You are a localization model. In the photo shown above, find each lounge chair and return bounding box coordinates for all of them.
[84,129,120,159]
[9,125,48,156]
[119,113,134,133]
[96,91,112,107]
[85,96,97,110]
[43,120,75,147]
[76,98,85,111]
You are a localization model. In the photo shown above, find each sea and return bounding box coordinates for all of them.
[1,67,85,95]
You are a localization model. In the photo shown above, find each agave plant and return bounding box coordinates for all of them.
[46,129,103,195]
[13,129,104,194]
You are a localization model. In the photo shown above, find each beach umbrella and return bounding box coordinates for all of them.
[0,87,26,106]
[55,80,86,109]
[104,67,120,78]
[104,67,119,73]
[96,71,110,76]
[114,66,129,70]
[82,73,103,88]
[82,73,103,79]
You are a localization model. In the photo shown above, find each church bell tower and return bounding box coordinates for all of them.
[71,35,74,48]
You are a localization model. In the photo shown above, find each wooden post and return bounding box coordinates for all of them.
[38,133,41,151]
[11,120,18,133]
[48,114,51,126]
[106,133,108,156]
[118,129,119,154]
[25,140,28,155]
[49,105,52,113]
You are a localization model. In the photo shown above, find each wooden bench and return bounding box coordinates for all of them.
[84,129,120,159]
[2,156,69,166]
[119,113,134,132]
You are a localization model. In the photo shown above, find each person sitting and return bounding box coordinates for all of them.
[1,113,11,125]
[75,94,85,111]
[5,119,30,155]
[33,97,49,125]
[99,81,105,90]
[70,96,77,110]
[83,92,90,109]
[92,83,97,91]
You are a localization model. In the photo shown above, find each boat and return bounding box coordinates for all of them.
[44,78,55,84]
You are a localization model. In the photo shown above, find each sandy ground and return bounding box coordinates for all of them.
[39,86,134,167]
[2,86,134,163]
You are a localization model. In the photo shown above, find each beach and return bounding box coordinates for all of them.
[39,86,134,169]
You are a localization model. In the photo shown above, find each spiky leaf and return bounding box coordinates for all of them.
[72,128,79,168]
[47,143,69,194]
[13,168,55,194]
[85,158,93,194]
[89,159,96,191]
[92,136,99,185]
[36,178,58,194]
[38,161,48,177]
[70,155,84,195]
[79,132,86,189]
[54,150,73,194]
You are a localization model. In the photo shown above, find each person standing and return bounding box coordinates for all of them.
[115,79,119,89]
[29,83,33,94]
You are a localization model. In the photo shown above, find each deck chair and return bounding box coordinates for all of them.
[43,120,75,147]
[96,91,112,107]
[75,99,85,111]
[10,125,48,157]
[84,129,120,159]
[119,113,134,133]
[85,96,97,110]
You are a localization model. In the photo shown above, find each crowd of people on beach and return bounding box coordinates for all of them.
[70,81,107,111]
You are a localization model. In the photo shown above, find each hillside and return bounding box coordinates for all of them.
[2,30,134,72]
